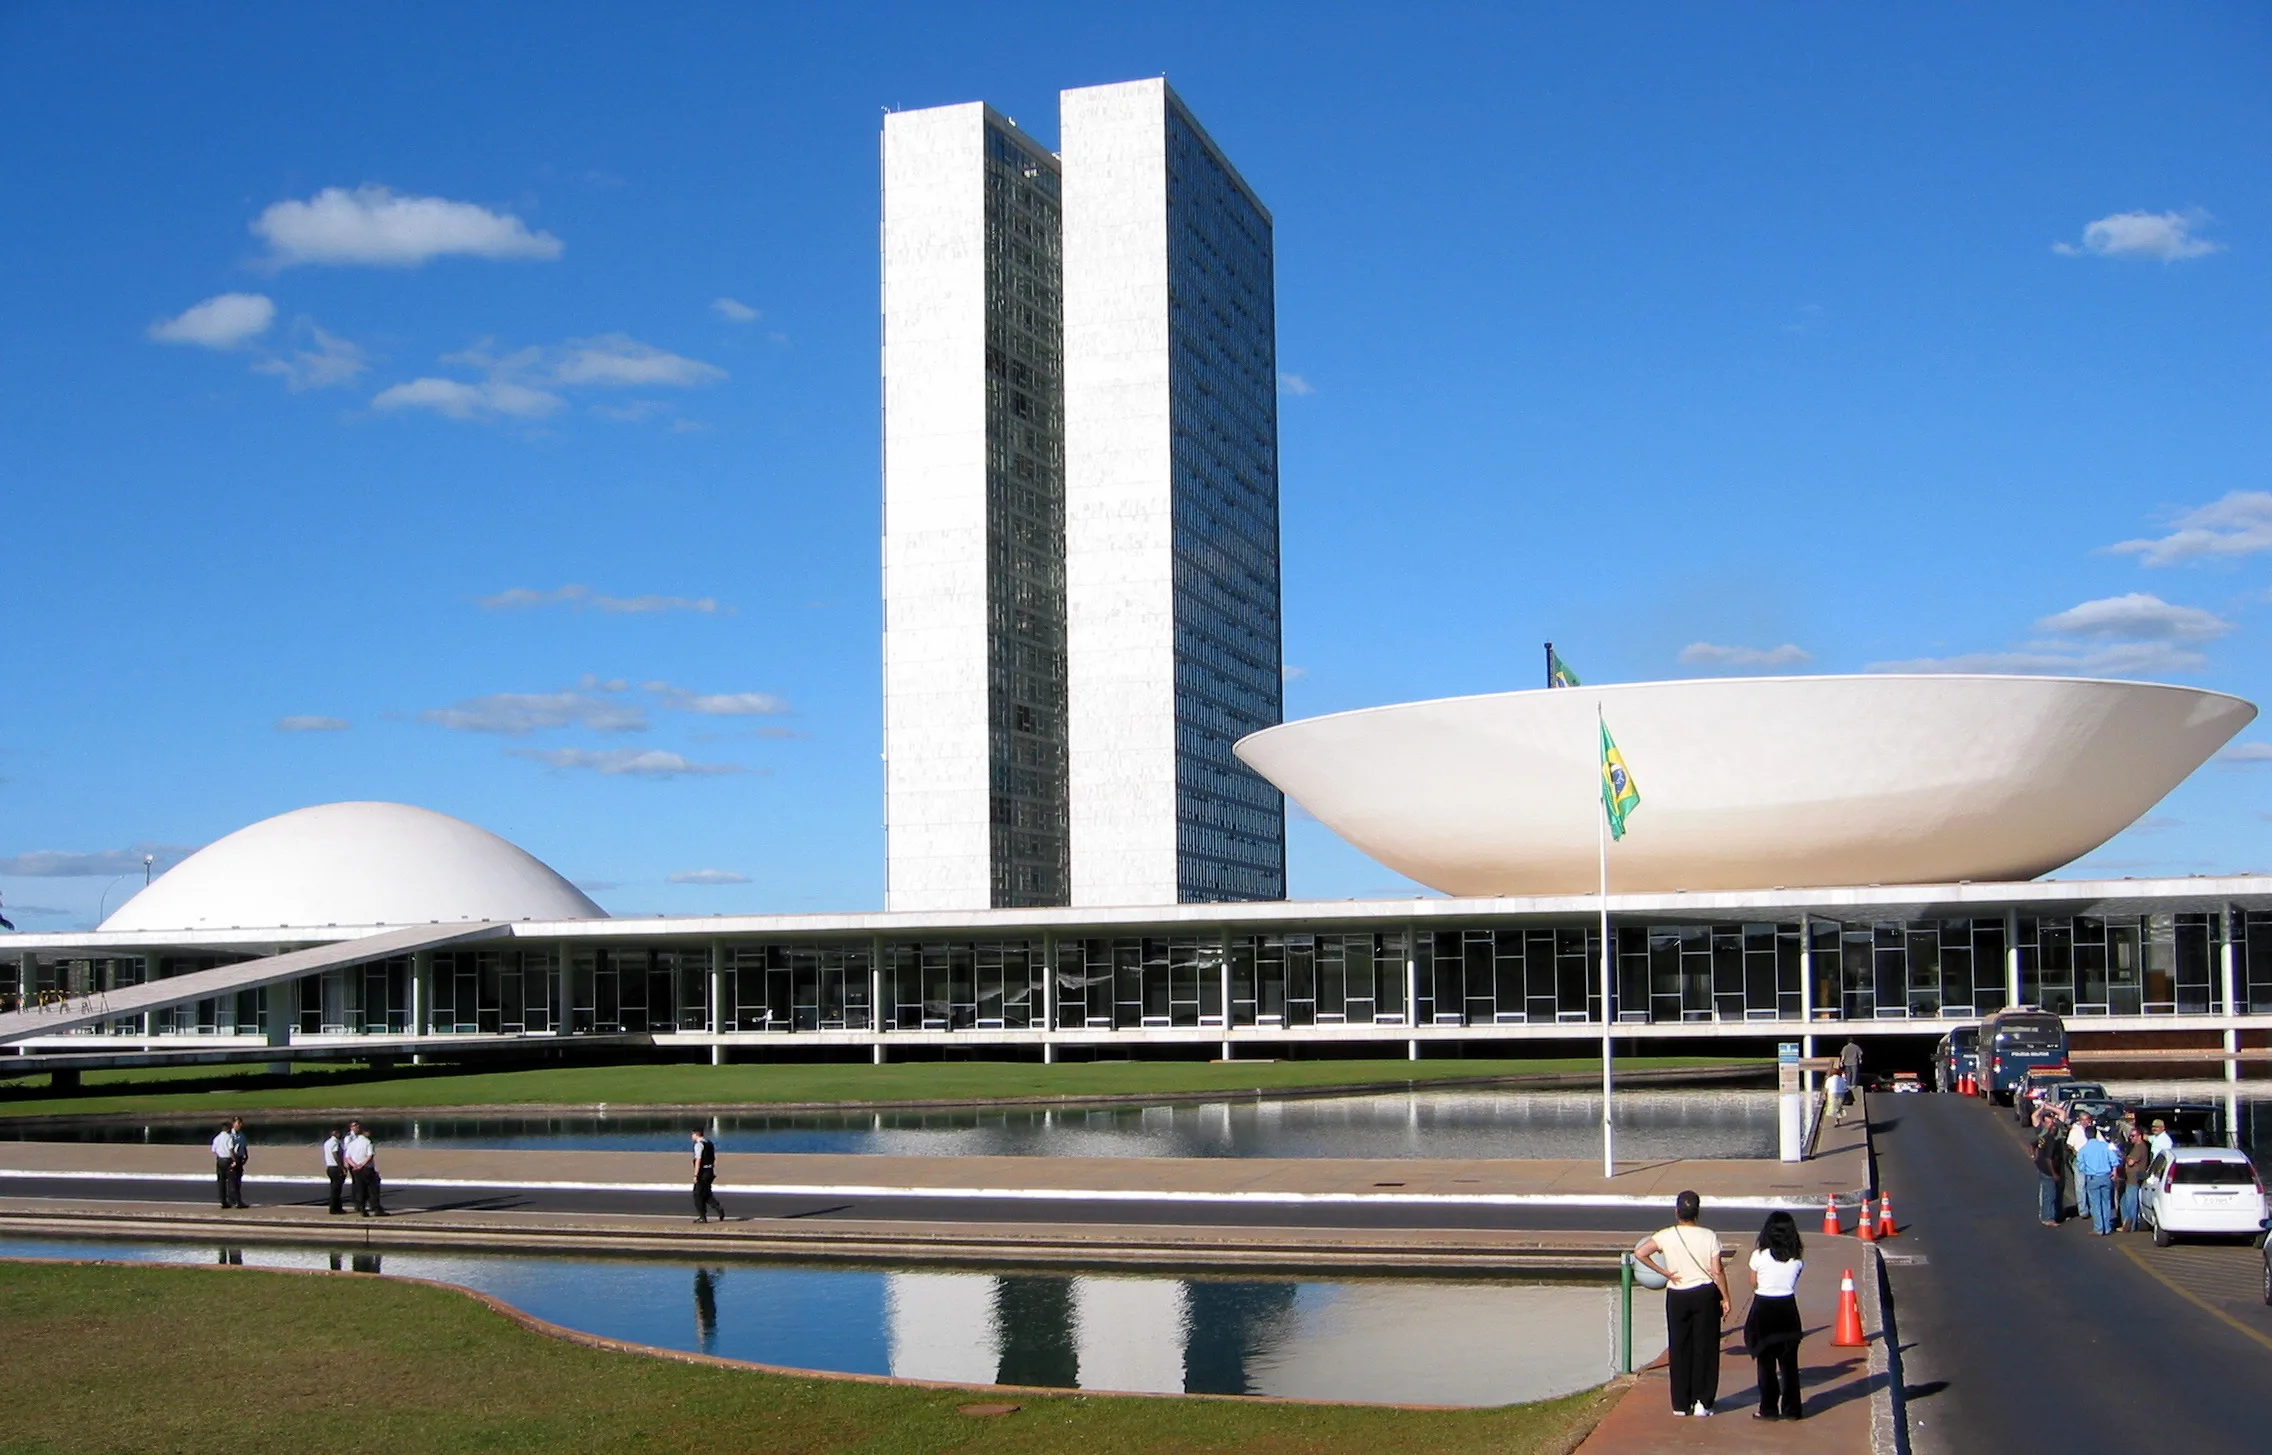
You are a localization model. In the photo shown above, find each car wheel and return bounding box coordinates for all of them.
[2263,1255,2271,1307]
[2154,1222,2174,1248]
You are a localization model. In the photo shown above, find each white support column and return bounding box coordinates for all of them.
[409,950,431,1063]
[1042,932,1058,1064]
[1799,915,1815,1095]
[2005,908,2022,1008]
[554,942,573,1037]
[1219,925,1234,1061]
[140,952,158,1037]
[709,940,727,1067]
[872,936,887,1064]
[2223,905,2241,1085]
[1406,923,1422,1061]
[13,951,32,1015]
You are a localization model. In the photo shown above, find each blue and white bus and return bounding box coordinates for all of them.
[1975,1008,2069,1104]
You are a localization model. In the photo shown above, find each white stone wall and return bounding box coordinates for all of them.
[881,103,992,912]
[1061,78,1182,908]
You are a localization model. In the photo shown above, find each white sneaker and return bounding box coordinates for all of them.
[1694,1403,1714,1417]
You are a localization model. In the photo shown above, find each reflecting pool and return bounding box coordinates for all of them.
[0,1237,1663,1406]
[13,1087,1779,1160]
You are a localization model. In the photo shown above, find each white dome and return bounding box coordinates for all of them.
[1236,675,2255,897]
[102,802,605,932]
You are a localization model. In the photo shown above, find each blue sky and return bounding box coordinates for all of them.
[3,3,2269,928]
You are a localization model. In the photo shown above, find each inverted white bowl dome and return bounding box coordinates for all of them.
[101,801,605,931]
[1234,675,2255,896]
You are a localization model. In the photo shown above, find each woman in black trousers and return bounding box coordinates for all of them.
[1742,1211,1807,1421]
[1636,1189,1732,1417]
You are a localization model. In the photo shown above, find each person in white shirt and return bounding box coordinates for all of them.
[321,1128,346,1215]
[341,1121,384,1217]
[210,1122,239,1209]
[209,1118,247,1209]
[1826,1070,1848,1125]
[2148,1118,2176,1161]
[1743,1211,1807,1421]
[1635,1190,1731,1418]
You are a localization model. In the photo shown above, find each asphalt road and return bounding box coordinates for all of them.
[0,1171,1689,1233]
[1875,1094,2271,1454]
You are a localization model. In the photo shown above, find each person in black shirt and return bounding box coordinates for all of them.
[691,1129,724,1223]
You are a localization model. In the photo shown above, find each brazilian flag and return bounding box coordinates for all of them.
[1600,719,1640,841]
[1549,647,1581,689]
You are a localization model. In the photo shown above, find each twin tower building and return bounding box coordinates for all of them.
[881,78,1286,913]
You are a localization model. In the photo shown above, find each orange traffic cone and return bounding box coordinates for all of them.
[1957,1073,1971,1096]
[1856,1197,1877,1241]
[1877,1193,1899,1239]
[1821,1196,1842,1236]
[1831,1268,1867,1347]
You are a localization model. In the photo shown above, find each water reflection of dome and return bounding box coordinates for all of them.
[101,801,604,931]
[1236,674,2255,897]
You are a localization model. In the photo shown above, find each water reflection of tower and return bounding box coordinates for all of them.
[1182,1280,1299,1395]
[693,1267,721,1354]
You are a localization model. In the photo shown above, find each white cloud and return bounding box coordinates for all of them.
[2109,491,2272,567]
[420,686,646,736]
[1281,664,1308,682]
[1278,371,1315,396]
[668,868,750,885]
[508,747,744,778]
[1868,641,2206,676]
[554,334,725,388]
[644,681,790,716]
[0,844,196,877]
[149,293,274,349]
[1678,642,1812,669]
[253,185,563,268]
[275,715,349,732]
[476,584,726,614]
[2053,209,2223,262]
[252,323,366,391]
[1871,591,2229,678]
[2219,742,2272,764]
[2033,593,2230,643]
[373,376,564,421]
[711,297,760,323]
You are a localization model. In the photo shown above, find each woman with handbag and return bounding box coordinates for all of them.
[1742,1211,1806,1421]
[1635,1189,1732,1417]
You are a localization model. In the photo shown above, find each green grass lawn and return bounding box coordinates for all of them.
[0,1054,1757,1121]
[0,1261,1619,1455]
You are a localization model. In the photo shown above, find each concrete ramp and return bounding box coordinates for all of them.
[0,922,508,1046]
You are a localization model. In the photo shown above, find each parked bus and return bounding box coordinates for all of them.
[1933,1025,1980,1092]
[1976,1008,2068,1104]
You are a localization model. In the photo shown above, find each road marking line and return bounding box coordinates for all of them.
[2118,1243,2272,1356]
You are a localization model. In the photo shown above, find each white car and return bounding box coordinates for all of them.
[2139,1147,2268,1246]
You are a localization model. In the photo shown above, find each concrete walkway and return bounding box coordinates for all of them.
[1574,1243,1885,1454]
[0,1117,1872,1211]
[0,1192,1665,1272]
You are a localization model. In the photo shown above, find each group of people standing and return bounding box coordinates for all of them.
[208,1118,384,1215]
[2030,1100,2169,1234]
[1634,1191,1810,1421]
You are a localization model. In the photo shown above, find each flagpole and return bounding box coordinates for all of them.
[1599,704,1615,1181]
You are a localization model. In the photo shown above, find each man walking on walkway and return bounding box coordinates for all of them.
[2077,1123,2121,1234]
[210,1118,247,1209]
[1839,1037,1864,1092]
[691,1128,725,1223]
[321,1127,346,1215]
[342,1120,384,1217]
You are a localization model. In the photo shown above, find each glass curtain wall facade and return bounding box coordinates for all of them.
[1163,96,1285,903]
[982,121,1071,908]
[20,907,2272,1036]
